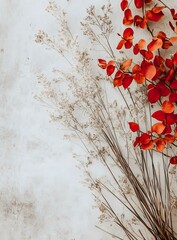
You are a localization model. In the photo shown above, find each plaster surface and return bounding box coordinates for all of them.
[0,0,107,239]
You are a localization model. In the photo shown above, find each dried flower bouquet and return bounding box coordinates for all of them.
[36,0,177,239]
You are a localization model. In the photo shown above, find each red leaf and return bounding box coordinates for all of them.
[166,114,177,125]
[107,65,115,76]
[134,0,143,9]
[106,61,115,76]
[121,0,128,11]
[156,31,166,40]
[170,8,177,20]
[162,40,172,49]
[165,59,173,68]
[157,83,170,97]
[125,41,133,49]
[147,84,154,90]
[133,39,146,55]
[164,134,175,143]
[152,110,165,121]
[146,10,164,22]
[123,28,134,39]
[166,68,175,82]
[154,55,164,67]
[117,28,134,50]
[98,59,107,69]
[123,75,133,89]
[123,9,134,25]
[140,50,153,60]
[129,122,140,132]
[165,125,172,134]
[169,93,177,102]
[133,44,139,55]
[134,136,140,147]
[140,133,151,144]
[148,88,161,103]
[113,71,124,87]
[141,141,153,150]
[170,79,177,89]
[134,15,147,28]
[151,123,166,134]
[169,21,175,32]
[170,156,177,164]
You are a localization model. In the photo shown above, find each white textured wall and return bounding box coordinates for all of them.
[2,0,177,239]
[0,0,107,239]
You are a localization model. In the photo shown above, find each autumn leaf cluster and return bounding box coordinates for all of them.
[98,0,177,164]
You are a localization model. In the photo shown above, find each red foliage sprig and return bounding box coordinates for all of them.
[98,0,177,164]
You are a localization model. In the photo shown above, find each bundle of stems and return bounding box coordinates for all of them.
[35,1,177,239]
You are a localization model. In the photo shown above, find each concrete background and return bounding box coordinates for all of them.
[1,0,177,239]
[0,0,108,239]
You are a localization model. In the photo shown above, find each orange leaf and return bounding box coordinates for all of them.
[147,38,163,51]
[113,71,124,87]
[164,134,175,143]
[154,138,166,152]
[143,64,156,80]
[169,37,177,43]
[117,39,126,50]
[132,64,141,73]
[141,141,153,150]
[114,78,122,87]
[151,123,166,134]
[134,73,145,84]
[162,101,174,113]
[152,6,165,14]
[138,39,146,49]
[120,59,132,70]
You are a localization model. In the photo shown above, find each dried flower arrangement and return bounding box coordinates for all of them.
[36,0,177,239]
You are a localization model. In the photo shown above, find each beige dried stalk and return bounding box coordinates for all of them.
[35,1,177,239]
